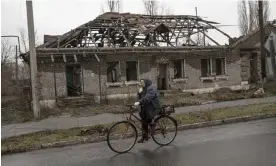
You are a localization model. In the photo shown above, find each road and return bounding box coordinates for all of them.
[2,118,276,166]
[2,96,276,139]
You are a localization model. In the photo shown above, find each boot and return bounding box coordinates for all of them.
[138,134,149,143]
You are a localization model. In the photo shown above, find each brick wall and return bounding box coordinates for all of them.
[166,50,242,90]
[240,52,251,81]
[38,63,67,100]
[37,49,244,100]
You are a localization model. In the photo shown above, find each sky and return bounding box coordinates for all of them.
[1,0,276,52]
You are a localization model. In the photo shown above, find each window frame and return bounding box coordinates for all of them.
[125,60,139,83]
[106,61,121,83]
[200,57,228,82]
[172,59,188,83]
[173,59,186,79]
[215,58,226,76]
[201,58,212,77]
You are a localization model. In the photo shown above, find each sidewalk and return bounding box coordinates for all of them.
[2,96,276,139]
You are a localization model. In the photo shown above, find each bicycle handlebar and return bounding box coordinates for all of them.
[125,104,175,109]
[125,104,136,110]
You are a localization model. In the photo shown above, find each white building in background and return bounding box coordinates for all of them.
[265,31,276,80]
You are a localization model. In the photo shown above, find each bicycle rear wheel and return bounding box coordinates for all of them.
[152,116,177,146]
[107,121,137,153]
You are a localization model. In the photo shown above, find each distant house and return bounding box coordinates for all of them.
[264,30,276,80]
[231,21,276,83]
[21,12,276,105]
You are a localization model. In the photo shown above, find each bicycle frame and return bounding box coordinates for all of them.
[126,110,144,131]
[124,104,175,135]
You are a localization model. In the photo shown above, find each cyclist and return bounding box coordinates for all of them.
[134,79,161,143]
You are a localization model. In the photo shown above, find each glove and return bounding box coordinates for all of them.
[134,102,140,106]
[138,87,143,93]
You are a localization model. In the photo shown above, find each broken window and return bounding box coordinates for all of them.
[107,61,120,83]
[126,61,138,81]
[201,58,226,77]
[201,59,211,77]
[173,59,185,79]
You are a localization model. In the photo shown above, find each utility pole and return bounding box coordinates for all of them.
[26,0,40,119]
[15,45,19,94]
[258,0,265,88]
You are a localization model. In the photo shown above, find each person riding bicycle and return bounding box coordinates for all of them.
[134,79,161,143]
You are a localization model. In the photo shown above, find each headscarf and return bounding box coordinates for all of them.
[140,79,152,96]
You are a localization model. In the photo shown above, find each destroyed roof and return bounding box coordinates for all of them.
[44,35,61,44]
[231,20,276,48]
[37,12,232,49]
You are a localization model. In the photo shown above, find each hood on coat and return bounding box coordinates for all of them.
[143,79,152,89]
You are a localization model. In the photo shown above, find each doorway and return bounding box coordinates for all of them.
[66,64,82,96]
[157,64,168,90]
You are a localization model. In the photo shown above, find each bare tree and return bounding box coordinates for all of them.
[238,0,270,35]
[19,28,40,52]
[143,0,173,15]
[1,38,13,65]
[101,0,121,13]
[19,28,28,53]
[194,33,205,46]
[248,0,257,32]
[108,0,120,12]
[255,0,270,27]
[238,0,249,35]
[143,0,158,15]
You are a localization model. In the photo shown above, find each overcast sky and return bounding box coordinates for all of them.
[1,0,276,51]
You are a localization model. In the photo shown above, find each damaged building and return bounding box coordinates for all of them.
[21,12,276,106]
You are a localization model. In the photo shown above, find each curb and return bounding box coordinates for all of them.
[2,113,276,156]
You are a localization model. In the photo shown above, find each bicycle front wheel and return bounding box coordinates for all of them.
[107,121,137,153]
[152,116,177,146]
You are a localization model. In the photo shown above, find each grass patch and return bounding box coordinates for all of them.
[1,98,63,125]
[71,105,128,116]
[175,103,276,125]
[2,103,276,154]
[71,94,204,116]
[207,88,256,102]
[264,82,276,96]
[2,83,275,124]
[160,93,204,107]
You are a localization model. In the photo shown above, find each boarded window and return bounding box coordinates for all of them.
[107,62,120,83]
[126,61,138,81]
[174,59,185,78]
[201,59,211,77]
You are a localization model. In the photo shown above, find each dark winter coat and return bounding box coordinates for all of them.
[138,79,161,120]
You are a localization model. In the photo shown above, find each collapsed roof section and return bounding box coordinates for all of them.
[39,12,232,49]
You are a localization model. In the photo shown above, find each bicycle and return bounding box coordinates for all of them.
[107,104,178,153]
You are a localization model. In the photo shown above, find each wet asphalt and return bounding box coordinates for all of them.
[2,118,276,166]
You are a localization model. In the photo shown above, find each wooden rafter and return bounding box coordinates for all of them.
[37,13,232,49]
